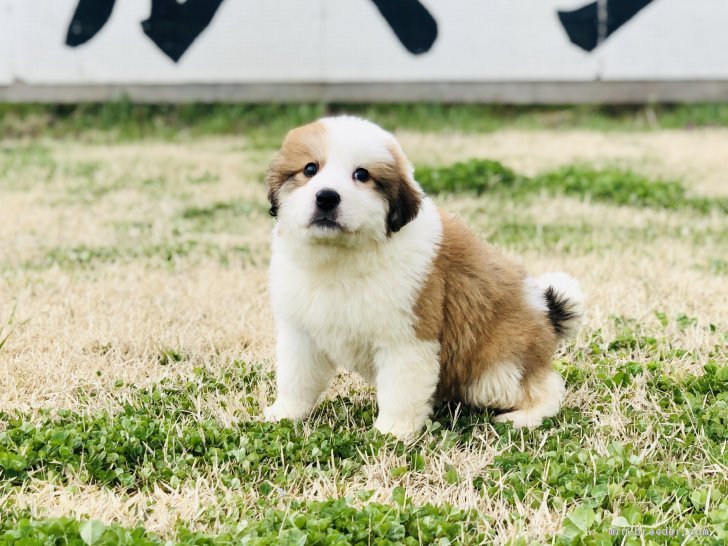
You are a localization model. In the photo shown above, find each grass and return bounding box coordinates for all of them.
[0,305,18,353]
[1,340,726,487]
[0,364,389,491]
[4,102,728,143]
[1,112,727,544]
[34,241,254,270]
[2,498,485,545]
[1,322,726,544]
[417,160,728,214]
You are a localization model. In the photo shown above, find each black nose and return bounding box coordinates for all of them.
[315,189,341,211]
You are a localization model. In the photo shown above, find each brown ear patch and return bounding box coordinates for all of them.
[266,122,326,217]
[369,144,422,234]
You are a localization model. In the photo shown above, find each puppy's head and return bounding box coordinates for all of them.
[266,116,422,243]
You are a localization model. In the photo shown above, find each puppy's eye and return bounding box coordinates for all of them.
[353,168,370,182]
[303,163,318,177]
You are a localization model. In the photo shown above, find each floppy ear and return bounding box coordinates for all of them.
[266,184,279,218]
[265,155,286,218]
[387,180,421,233]
[383,144,422,234]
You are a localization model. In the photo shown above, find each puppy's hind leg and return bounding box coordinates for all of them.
[373,340,440,439]
[493,371,565,429]
[264,321,336,422]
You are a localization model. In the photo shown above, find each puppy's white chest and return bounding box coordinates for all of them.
[274,266,407,341]
[272,266,405,379]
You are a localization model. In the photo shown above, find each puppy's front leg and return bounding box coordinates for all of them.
[373,341,440,439]
[264,321,335,422]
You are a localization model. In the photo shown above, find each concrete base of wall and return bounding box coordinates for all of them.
[2,81,728,103]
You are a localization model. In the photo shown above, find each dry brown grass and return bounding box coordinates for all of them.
[400,129,728,195]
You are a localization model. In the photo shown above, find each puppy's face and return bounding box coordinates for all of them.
[266,116,421,243]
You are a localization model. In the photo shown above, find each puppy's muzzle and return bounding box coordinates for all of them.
[311,189,342,229]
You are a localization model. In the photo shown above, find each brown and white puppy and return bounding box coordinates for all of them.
[264,116,584,438]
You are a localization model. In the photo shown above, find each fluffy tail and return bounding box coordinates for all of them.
[536,272,585,340]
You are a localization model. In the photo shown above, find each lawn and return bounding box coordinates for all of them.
[0,105,726,545]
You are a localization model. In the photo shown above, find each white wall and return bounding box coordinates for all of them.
[1,0,727,100]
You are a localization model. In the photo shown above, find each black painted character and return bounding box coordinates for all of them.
[65,0,438,62]
[558,0,655,52]
[65,0,115,47]
[141,0,226,62]
[370,0,437,55]
[65,0,658,62]
[66,0,226,62]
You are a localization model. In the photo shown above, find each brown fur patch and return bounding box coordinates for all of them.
[368,144,421,234]
[266,122,327,217]
[413,210,558,408]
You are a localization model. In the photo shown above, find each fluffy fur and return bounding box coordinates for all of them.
[264,116,584,438]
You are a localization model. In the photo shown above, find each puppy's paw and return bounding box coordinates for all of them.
[373,415,421,440]
[263,399,310,422]
[493,410,543,429]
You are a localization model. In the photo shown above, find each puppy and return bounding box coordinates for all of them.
[263,116,584,438]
